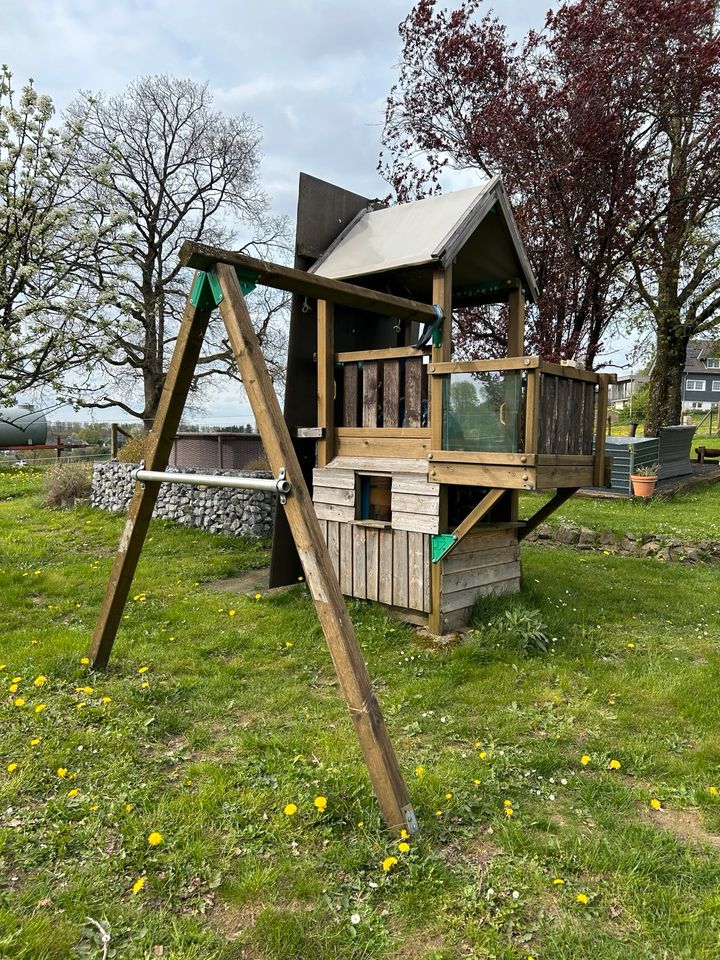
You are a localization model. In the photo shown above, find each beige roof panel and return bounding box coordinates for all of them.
[310,182,495,280]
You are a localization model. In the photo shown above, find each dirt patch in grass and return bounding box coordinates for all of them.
[641,804,720,852]
[204,566,294,598]
[209,899,263,942]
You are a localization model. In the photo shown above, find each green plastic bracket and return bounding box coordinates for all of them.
[190,271,217,311]
[432,319,443,348]
[431,534,457,564]
[235,268,258,297]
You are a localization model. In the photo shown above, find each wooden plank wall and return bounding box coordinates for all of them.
[312,463,435,613]
[538,376,596,456]
[439,529,521,632]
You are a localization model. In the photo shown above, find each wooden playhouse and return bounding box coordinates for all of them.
[270,175,613,633]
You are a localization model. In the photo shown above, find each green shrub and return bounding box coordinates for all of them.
[42,462,92,508]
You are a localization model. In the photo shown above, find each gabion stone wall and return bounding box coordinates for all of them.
[91,461,274,538]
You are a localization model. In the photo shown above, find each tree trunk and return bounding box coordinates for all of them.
[645,318,689,437]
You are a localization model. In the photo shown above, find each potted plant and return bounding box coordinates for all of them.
[630,463,658,497]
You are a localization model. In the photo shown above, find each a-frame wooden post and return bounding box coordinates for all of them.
[88,289,213,669]
[213,262,415,835]
[87,263,417,835]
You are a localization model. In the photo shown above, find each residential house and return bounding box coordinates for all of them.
[608,339,720,413]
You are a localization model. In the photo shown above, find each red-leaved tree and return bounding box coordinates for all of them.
[382,0,720,432]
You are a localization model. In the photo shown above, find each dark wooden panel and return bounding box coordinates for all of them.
[384,360,400,428]
[344,363,359,427]
[404,358,422,427]
[363,361,379,428]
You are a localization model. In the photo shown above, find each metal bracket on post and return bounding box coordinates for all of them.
[278,467,288,505]
[414,304,444,349]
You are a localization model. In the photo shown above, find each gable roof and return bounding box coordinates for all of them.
[309,176,539,305]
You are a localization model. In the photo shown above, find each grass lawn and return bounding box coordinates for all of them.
[520,481,720,541]
[2,470,720,959]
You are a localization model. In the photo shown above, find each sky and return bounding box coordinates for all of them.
[3,0,576,425]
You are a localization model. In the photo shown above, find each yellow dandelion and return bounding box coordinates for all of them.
[609,759,621,770]
[478,751,487,760]
[80,657,90,665]
[709,786,719,796]
[627,642,635,649]
[313,796,327,813]
[14,697,25,707]
[67,788,79,798]
[228,609,236,616]
[132,876,146,894]
[650,798,662,810]
[90,804,99,811]
[285,641,293,648]
[580,755,591,765]
[125,803,134,812]
[33,675,46,687]
[435,810,443,817]
[382,856,398,872]
[30,738,41,746]
[138,666,149,674]
[576,893,589,904]
[255,593,262,600]
[35,703,46,713]
[473,778,481,785]
[415,765,425,778]
[283,803,298,816]
[8,683,18,693]
[7,762,17,773]
[11,677,21,683]
[76,686,93,695]
[147,831,163,846]
[445,792,453,800]
[553,878,565,885]
[397,841,410,853]
[400,828,409,839]
[141,681,149,689]
[56,767,68,778]
[504,807,514,818]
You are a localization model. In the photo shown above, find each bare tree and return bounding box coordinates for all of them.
[66,75,289,426]
[0,65,117,404]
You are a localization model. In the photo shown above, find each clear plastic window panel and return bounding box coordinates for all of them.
[442,371,522,452]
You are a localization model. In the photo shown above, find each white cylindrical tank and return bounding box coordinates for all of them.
[0,406,48,446]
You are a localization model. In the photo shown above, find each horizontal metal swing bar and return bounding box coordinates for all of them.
[179,241,439,323]
[132,468,291,495]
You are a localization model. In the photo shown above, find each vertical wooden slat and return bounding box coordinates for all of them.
[88,288,213,669]
[362,361,379,428]
[343,364,358,427]
[340,521,353,595]
[404,358,422,427]
[429,267,452,634]
[583,382,596,455]
[378,528,393,606]
[353,525,367,598]
[408,531,424,611]
[214,262,415,834]
[327,520,340,579]
[524,369,540,455]
[384,360,400,427]
[318,518,328,542]
[594,374,611,487]
[317,300,334,467]
[366,528,379,601]
[393,529,409,610]
[423,535,431,613]
[507,284,525,523]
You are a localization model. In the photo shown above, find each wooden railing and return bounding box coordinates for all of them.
[335,347,431,429]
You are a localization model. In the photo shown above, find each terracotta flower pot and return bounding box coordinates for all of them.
[630,475,657,497]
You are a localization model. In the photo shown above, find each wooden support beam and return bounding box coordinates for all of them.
[429,266,452,635]
[88,292,213,669]
[519,488,578,541]
[507,283,525,524]
[433,488,507,564]
[179,242,437,323]
[214,262,416,836]
[594,374,612,487]
[317,300,334,468]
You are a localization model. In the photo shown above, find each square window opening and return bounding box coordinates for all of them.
[357,475,392,523]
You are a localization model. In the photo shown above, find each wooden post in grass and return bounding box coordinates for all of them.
[87,292,213,669]
[214,262,416,835]
[87,259,417,835]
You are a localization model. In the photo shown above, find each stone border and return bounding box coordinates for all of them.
[525,523,720,563]
[90,461,274,538]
